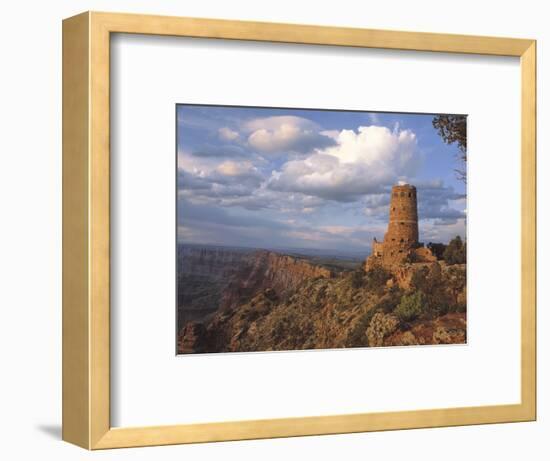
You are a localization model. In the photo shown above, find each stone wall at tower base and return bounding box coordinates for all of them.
[365,245,436,273]
[413,247,437,263]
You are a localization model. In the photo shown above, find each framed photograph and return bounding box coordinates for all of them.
[175,104,468,354]
[62,11,536,449]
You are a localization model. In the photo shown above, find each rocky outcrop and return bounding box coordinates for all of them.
[177,322,207,353]
[391,262,441,290]
[412,246,437,263]
[384,312,466,346]
[366,313,400,347]
[360,310,466,348]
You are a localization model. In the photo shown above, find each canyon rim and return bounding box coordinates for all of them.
[176,105,467,354]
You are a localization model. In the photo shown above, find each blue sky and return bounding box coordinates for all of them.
[177,105,466,254]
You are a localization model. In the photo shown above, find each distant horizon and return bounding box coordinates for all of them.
[177,105,466,253]
[178,240,370,254]
[177,232,466,259]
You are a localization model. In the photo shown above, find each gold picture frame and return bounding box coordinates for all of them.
[62,11,536,449]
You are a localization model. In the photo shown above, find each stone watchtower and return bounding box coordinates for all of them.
[385,183,419,250]
[368,183,435,268]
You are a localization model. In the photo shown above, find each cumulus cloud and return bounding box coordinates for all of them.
[326,126,417,166]
[177,169,212,191]
[177,105,467,249]
[177,160,264,201]
[245,115,336,154]
[218,126,239,141]
[268,125,419,201]
[214,160,262,184]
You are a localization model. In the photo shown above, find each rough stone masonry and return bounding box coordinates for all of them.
[366,183,436,269]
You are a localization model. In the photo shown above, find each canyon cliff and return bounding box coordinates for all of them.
[177,246,253,329]
[177,246,466,354]
[177,246,333,330]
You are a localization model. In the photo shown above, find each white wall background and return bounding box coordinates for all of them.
[0,0,547,459]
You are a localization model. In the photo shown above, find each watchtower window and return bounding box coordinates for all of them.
[392,207,395,211]
[408,192,411,197]
[400,238,404,242]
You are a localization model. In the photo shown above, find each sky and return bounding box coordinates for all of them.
[176,105,467,255]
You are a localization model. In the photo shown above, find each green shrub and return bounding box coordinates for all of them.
[454,302,467,313]
[443,236,466,265]
[395,291,426,322]
[346,309,376,347]
[364,266,391,292]
[410,266,430,292]
[374,287,403,314]
[350,267,366,289]
[428,301,451,318]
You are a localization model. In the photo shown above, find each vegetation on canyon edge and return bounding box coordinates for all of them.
[177,236,466,354]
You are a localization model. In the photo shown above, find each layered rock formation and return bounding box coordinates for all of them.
[177,246,333,331]
[178,245,252,278]
[219,250,332,311]
[177,245,254,329]
[177,248,467,354]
